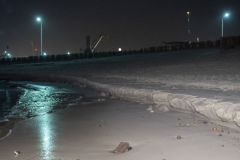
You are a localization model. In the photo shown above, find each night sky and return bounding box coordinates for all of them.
[0,0,240,56]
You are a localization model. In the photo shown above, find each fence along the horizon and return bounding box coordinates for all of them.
[0,36,240,65]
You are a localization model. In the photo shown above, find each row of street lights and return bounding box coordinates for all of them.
[34,12,232,57]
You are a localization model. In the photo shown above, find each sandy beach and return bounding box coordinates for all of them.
[1,0,240,159]
[2,49,240,127]
[1,49,240,159]
[0,98,240,160]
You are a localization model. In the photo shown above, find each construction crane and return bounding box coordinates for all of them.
[91,35,104,53]
[85,35,105,54]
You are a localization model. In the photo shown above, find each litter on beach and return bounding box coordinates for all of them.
[112,142,132,154]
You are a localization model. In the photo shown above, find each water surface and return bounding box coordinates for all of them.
[0,81,82,120]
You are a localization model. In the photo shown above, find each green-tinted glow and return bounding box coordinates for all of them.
[3,50,12,58]
[7,53,12,58]
[223,12,230,18]
[38,114,55,160]
[36,16,42,23]
[12,84,58,117]
[9,83,79,159]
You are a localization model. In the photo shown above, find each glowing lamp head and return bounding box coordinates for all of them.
[7,53,11,57]
[67,51,71,55]
[118,48,122,52]
[36,17,42,23]
[186,11,191,15]
[43,52,47,56]
[223,12,230,18]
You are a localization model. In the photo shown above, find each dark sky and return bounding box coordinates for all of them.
[0,0,240,56]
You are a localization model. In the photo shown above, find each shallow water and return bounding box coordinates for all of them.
[0,81,82,120]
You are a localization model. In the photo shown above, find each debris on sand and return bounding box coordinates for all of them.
[14,150,21,158]
[202,120,208,124]
[211,127,222,133]
[211,126,230,135]
[218,133,223,137]
[112,142,132,154]
[176,135,182,140]
[147,106,154,113]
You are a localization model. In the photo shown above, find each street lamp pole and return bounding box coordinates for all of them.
[40,21,43,56]
[186,11,191,43]
[221,18,223,37]
[221,12,230,37]
[36,16,43,56]
[186,11,191,35]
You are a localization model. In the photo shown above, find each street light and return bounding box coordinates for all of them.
[186,11,192,43]
[222,12,230,37]
[36,16,43,56]
[3,50,12,58]
[7,53,12,58]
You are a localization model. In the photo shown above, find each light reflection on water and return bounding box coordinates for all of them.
[11,83,79,118]
[38,114,55,160]
[8,83,81,160]
[0,82,100,159]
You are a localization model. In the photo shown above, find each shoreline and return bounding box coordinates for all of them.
[0,118,23,140]
[1,73,240,130]
[0,80,95,140]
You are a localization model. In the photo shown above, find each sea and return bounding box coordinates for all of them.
[0,81,84,121]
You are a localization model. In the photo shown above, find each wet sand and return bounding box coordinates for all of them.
[0,118,23,140]
[0,99,239,160]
